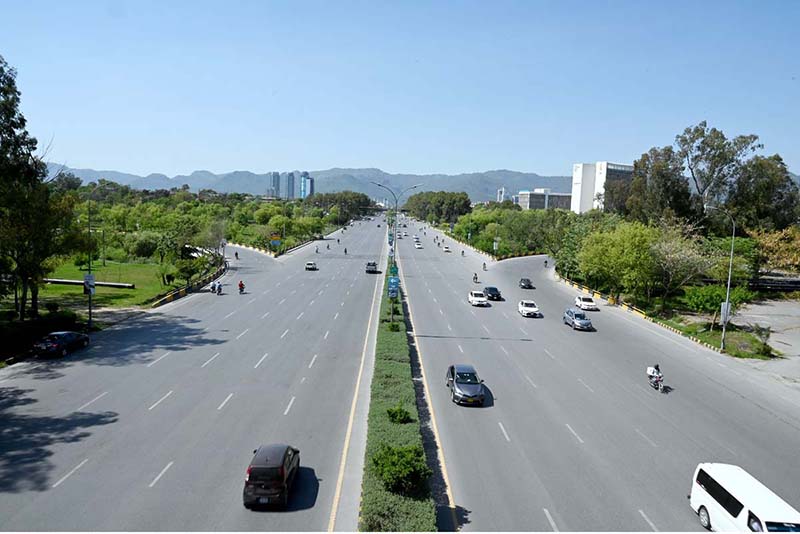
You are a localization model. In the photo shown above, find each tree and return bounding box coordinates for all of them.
[49,170,82,193]
[651,221,713,311]
[628,146,692,223]
[751,227,800,274]
[675,121,761,214]
[726,154,799,232]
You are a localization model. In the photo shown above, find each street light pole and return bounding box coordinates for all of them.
[85,182,113,330]
[706,205,736,351]
[370,182,423,267]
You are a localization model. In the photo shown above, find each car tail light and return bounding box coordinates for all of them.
[278,466,285,480]
[245,466,251,482]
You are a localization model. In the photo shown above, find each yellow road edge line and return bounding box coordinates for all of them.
[397,246,458,530]
[327,234,385,532]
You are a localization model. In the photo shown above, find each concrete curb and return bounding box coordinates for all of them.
[151,265,226,308]
[554,272,723,353]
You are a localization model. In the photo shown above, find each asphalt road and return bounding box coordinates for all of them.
[398,219,800,532]
[0,221,386,531]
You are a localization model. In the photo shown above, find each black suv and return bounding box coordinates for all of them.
[519,278,534,289]
[365,261,378,274]
[483,286,502,301]
[243,444,300,509]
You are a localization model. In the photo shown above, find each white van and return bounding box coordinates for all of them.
[689,463,800,532]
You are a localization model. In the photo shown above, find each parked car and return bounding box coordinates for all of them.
[34,331,90,358]
[365,261,379,273]
[483,286,502,301]
[519,278,534,289]
[575,295,599,311]
[518,300,541,317]
[468,291,488,306]
[243,444,300,509]
[305,261,317,271]
[563,308,593,330]
[445,364,486,406]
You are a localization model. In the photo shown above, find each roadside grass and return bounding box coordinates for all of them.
[36,261,179,309]
[359,267,437,532]
[653,316,774,360]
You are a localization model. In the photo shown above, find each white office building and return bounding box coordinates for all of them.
[518,188,572,210]
[571,161,634,213]
[496,187,506,202]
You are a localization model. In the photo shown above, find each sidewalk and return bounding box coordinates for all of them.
[736,299,800,382]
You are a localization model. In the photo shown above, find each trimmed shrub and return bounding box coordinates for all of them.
[387,403,413,424]
[372,444,432,495]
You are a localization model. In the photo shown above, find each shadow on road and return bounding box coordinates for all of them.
[0,385,118,493]
[402,293,471,532]
[247,467,319,513]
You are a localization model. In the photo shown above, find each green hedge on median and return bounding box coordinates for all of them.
[359,266,437,532]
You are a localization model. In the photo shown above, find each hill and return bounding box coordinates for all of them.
[46,164,571,202]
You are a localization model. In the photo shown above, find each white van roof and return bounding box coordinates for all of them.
[698,463,800,521]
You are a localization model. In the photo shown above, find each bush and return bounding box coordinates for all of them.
[372,444,432,495]
[44,302,60,313]
[682,284,757,315]
[388,322,400,331]
[387,403,413,424]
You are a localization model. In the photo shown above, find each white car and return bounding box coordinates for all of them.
[518,300,541,317]
[414,242,423,249]
[305,261,317,271]
[575,295,598,310]
[412,235,419,240]
[468,291,488,307]
[443,246,451,253]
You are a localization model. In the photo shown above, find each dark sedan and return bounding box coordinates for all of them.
[34,331,90,358]
[519,278,534,289]
[243,444,300,509]
[483,286,502,301]
[445,364,486,406]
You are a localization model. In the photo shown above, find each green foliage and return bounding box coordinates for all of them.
[174,257,205,286]
[124,231,161,259]
[681,284,757,315]
[387,402,413,424]
[372,444,432,494]
[388,322,400,331]
[404,191,471,223]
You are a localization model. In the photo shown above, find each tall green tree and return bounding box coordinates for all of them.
[628,146,692,223]
[725,154,799,231]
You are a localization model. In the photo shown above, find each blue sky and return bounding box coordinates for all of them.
[1,0,797,177]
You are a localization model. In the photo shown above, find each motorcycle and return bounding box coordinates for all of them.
[238,285,245,295]
[647,371,665,392]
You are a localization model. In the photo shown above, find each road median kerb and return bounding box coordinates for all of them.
[555,272,722,353]
[151,264,226,308]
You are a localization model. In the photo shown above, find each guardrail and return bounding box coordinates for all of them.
[44,278,135,289]
[151,265,226,308]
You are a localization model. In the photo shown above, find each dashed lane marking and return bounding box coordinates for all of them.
[201,352,220,368]
[498,422,511,442]
[148,461,174,488]
[75,392,108,412]
[543,508,559,532]
[148,390,173,411]
[283,396,296,416]
[146,351,171,368]
[309,354,318,368]
[52,459,89,488]
[254,353,269,368]
[280,329,289,339]
[565,423,584,444]
[236,328,249,340]
[217,393,233,410]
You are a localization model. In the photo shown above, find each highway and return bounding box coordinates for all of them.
[0,221,386,531]
[398,219,800,531]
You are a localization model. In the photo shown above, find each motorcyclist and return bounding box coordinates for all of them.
[337,238,340,244]
[544,259,548,268]
[210,280,217,293]
[326,243,330,250]
[235,251,239,260]
[344,248,347,255]
[238,280,245,294]
[647,364,663,384]
[482,262,487,271]
[217,283,222,295]
[315,246,319,253]
[473,273,478,283]
[461,250,465,256]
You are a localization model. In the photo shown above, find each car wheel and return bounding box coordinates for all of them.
[61,348,68,357]
[450,389,456,403]
[571,322,576,330]
[243,502,252,510]
[83,339,89,347]
[281,492,289,508]
[698,506,711,530]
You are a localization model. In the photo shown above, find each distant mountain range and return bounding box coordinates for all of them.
[45,163,571,202]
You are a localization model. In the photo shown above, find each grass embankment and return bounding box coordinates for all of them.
[653,315,774,359]
[37,261,179,308]
[359,266,437,531]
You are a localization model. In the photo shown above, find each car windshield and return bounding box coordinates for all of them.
[472,292,485,298]
[248,467,281,484]
[455,372,480,384]
[766,523,800,532]
[521,279,530,284]
[581,297,594,302]
[486,287,498,292]
[574,312,587,320]
[523,302,536,307]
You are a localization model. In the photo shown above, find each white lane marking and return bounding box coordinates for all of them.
[470,309,476,316]
[301,376,306,384]
[262,289,270,295]
[635,428,658,448]
[319,290,324,295]
[334,312,339,320]
[502,311,509,319]
[519,326,529,335]
[309,354,318,368]
[350,282,354,288]
[525,374,538,388]
[224,311,236,319]
[324,330,330,340]
[261,311,270,319]
[52,458,89,488]
[280,329,289,339]
[482,324,490,334]
[326,283,330,287]
[544,348,555,359]
[458,345,464,353]
[148,461,174,487]
[283,396,296,415]
[428,288,432,293]
[296,312,304,320]
[498,422,511,442]
[433,297,438,303]
[217,393,233,410]
[75,392,108,412]
[277,282,281,287]
[247,298,256,305]
[341,301,345,307]
[236,328,249,340]
[201,352,220,368]
[279,298,286,305]
[447,324,452,331]
[149,390,173,411]
[577,378,594,393]
[146,351,171,368]
[291,289,296,295]
[310,299,315,306]
[500,346,509,355]
[566,423,584,444]
[543,508,559,532]
[347,290,350,296]
[639,509,658,531]
[439,309,444,315]
[254,352,269,368]
[717,362,727,368]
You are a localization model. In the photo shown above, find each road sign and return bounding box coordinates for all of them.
[84,274,96,296]
[388,287,398,298]
[721,301,732,323]
[271,240,281,246]
[388,276,400,287]
[389,265,398,276]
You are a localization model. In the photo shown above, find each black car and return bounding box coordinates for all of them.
[34,331,90,358]
[483,286,502,301]
[243,444,300,509]
[519,278,534,289]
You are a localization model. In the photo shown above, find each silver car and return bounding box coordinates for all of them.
[445,364,486,406]
[563,307,593,331]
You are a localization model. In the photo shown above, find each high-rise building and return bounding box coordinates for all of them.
[305,175,315,197]
[271,172,280,198]
[497,187,506,202]
[286,172,295,199]
[570,161,633,213]
[299,171,314,199]
[518,189,572,210]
